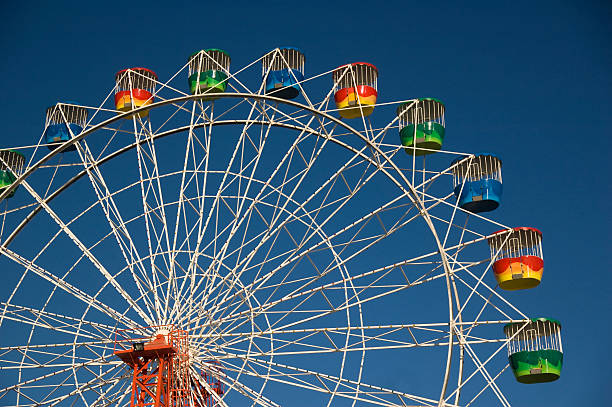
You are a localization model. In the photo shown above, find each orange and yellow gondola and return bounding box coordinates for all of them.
[487,227,544,290]
[114,67,158,117]
[332,62,378,119]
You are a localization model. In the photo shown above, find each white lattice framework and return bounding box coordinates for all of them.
[0,49,543,407]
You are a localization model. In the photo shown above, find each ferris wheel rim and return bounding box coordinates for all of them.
[0,87,520,406]
[3,91,456,277]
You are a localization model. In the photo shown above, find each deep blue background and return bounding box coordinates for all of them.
[0,0,609,405]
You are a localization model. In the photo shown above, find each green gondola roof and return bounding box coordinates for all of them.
[1,149,26,158]
[418,97,443,104]
[396,100,417,111]
[276,46,303,53]
[396,97,445,115]
[504,317,562,331]
[189,49,231,59]
[205,48,230,57]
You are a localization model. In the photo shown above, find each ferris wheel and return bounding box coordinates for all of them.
[0,48,564,407]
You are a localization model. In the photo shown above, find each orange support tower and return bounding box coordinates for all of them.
[114,326,190,407]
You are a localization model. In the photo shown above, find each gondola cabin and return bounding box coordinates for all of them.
[451,153,502,213]
[333,63,378,119]
[43,103,88,151]
[398,98,445,156]
[504,318,563,384]
[114,68,157,117]
[263,47,305,100]
[188,49,231,98]
[0,150,25,199]
[487,227,543,290]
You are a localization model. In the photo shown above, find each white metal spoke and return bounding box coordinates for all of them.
[0,53,551,407]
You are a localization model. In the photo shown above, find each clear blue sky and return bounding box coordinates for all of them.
[0,0,610,405]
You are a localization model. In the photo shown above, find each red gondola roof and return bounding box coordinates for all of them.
[334,62,378,73]
[115,67,158,80]
[491,226,543,237]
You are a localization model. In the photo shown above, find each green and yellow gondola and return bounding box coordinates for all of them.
[504,318,563,384]
[397,98,445,156]
[0,149,25,199]
[188,49,231,98]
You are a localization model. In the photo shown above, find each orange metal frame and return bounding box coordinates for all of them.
[114,326,225,407]
[114,326,188,407]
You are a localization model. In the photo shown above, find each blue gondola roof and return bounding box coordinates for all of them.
[276,46,302,52]
[450,153,502,166]
[264,47,305,58]
[46,101,79,110]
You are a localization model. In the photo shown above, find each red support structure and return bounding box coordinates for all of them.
[114,327,225,407]
[127,355,172,407]
[114,326,182,407]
